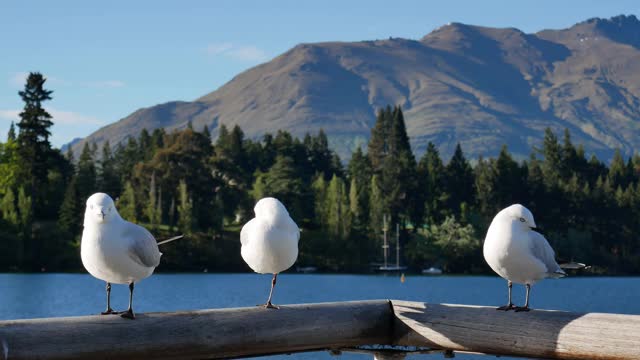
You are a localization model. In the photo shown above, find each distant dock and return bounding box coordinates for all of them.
[0,300,638,359]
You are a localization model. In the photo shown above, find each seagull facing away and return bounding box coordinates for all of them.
[241,197,299,309]
[81,192,165,319]
[483,204,566,312]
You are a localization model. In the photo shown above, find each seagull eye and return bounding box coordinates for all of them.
[519,217,526,222]
[90,205,94,210]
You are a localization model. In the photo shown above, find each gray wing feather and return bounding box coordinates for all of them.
[124,222,161,268]
[530,231,564,275]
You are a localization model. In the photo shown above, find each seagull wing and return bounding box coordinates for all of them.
[123,222,162,268]
[240,218,258,246]
[529,230,565,277]
[288,217,300,244]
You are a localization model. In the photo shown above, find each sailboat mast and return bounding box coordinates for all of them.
[396,223,400,268]
[382,214,389,268]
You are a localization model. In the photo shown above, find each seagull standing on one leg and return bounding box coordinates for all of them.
[240,197,299,309]
[483,204,567,312]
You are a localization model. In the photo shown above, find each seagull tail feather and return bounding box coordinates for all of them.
[157,235,185,246]
[559,262,589,270]
[547,270,567,278]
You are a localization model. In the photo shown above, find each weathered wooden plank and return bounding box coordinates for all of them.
[392,300,640,360]
[0,300,392,360]
[3,300,639,360]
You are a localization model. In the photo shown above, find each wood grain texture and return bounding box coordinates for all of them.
[2,300,639,360]
[0,300,392,360]
[392,301,640,360]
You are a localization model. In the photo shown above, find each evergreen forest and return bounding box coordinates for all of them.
[2,73,640,274]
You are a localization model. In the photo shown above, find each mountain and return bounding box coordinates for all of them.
[73,15,640,161]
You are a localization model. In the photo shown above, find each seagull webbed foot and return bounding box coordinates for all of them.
[120,309,135,319]
[263,302,280,309]
[100,308,118,315]
[514,306,530,312]
[496,304,515,311]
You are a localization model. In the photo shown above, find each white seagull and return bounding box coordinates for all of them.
[483,204,566,312]
[81,192,181,319]
[240,197,299,309]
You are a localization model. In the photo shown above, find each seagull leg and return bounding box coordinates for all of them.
[496,281,515,311]
[264,273,279,309]
[100,282,117,315]
[515,284,531,312]
[120,282,136,319]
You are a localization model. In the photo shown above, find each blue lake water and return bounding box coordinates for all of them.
[1,273,639,359]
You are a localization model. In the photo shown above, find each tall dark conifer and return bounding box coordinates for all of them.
[368,106,392,172]
[76,143,97,202]
[445,143,475,218]
[418,142,446,223]
[7,122,16,141]
[16,72,54,218]
[99,141,121,197]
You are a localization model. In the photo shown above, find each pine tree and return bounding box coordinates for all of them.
[368,106,392,172]
[444,143,475,218]
[57,177,80,236]
[388,106,413,158]
[541,127,562,186]
[98,141,121,197]
[494,145,524,207]
[305,129,333,178]
[76,142,97,202]
[117,137,141,181]
[473,156,496,219]
[7,122,16,141]
[418,142,446,223]
[139,129,153,161]
[608,149,628,188]
[367,106,418,228]
[16,72,54,218]
[151,128,165,152]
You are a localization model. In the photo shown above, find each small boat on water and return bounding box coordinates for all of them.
[421,267,443,275]
[377,265,408,272]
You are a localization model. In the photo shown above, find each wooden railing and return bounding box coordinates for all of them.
[0,300,638,360]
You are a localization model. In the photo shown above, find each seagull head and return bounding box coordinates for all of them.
[254,197,290,223]
[500,204,537,230]
[84,193,119,225]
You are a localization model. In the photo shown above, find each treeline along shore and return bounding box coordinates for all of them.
[1,73,640,274]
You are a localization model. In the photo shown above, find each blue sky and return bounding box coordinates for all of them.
[1,0,638,147]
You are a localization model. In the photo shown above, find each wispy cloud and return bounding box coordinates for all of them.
[0,108,104,125]
[206,42,269,62]
[90,80,126,88]
[0,110,20,122]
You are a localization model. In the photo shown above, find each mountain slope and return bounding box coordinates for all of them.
[73,15,640,161]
